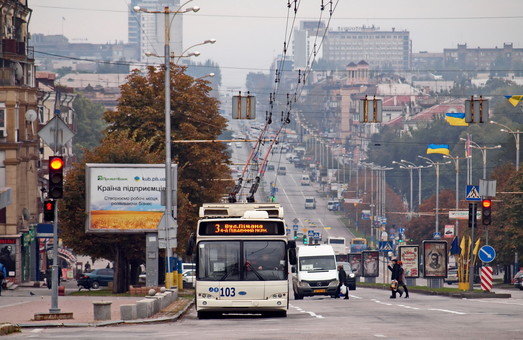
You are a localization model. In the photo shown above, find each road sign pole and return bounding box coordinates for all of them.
[49,200,60,313]
[468,202,477,292]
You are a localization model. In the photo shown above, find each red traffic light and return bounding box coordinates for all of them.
[482,199,492,208]
[49,157,64,170]
[44,201,54,211]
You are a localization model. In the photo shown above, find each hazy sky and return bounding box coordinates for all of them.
[31,0,523,88]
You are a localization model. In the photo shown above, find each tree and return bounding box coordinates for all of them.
[489,165,523,265]
[72,94,105,159]
[104,65,231,256]
[61,132,162,292]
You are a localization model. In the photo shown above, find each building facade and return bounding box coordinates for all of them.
[293,21,326,69]
[443,43,523,71]
[128,0,183,62]
[322,25,411,71]
[0,0,39,284]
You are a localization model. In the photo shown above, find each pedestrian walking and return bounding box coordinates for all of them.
[387,259,402,299]
[397,261,409,298]
[84,261,91,273]
[335,265,349,299]
[0,261,8,296]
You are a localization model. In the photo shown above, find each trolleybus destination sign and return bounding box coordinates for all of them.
[199,221,285,236]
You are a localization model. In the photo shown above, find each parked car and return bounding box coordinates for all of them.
[513,270,523,290]
[267,164,275,171]
[77,268,114,290]
[183,269,196,288]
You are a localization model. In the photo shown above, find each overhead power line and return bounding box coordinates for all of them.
[31,5,523,21]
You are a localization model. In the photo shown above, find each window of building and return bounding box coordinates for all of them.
[0,103,5,138]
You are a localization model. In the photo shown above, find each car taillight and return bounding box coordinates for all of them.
[82,275,88,279]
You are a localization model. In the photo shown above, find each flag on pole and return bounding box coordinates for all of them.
[505,95,523,107]
[445,113,469,126]
[472,238,481,256]
[426,144,450,156]
[460,236,467,256]
[450,236,461,255]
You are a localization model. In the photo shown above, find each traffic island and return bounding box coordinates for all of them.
[357,282,511,298]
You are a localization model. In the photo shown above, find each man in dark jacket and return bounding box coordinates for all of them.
[0,262,7,296]
[387,259,402,298]
[335,265,349,299]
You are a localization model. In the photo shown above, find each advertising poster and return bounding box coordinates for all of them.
[86,164,176,233]
[444,225,454,238]
[0,238,16,276]
[348,253,362,277]
[362,250,379,277]
[398,245,419,278]
[423,240,448,278]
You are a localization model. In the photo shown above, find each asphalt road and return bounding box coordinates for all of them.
[12,286,523,339]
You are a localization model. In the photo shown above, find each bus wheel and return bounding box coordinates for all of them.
[294,292,303,300]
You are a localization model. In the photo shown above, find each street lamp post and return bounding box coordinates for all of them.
[460,138,501,180]
[418,156,451,237]
[134,3,200,288]
[490,120,521,171]
[444,154,469,238]
[392,161,413,213]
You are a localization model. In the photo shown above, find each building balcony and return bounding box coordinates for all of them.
[0,39,34,61]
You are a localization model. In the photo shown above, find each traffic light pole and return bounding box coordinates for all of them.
[49,200,60,313]
[469,202,477,292]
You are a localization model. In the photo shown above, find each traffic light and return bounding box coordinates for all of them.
[48,156,64,199]
[302,235,308,245]
[293,230,298,240]
[43,200,55,222]
[468,203,477,228]
[482,199,492,226]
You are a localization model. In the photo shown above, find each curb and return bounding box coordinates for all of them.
[357,284,512,299]
[16,299,194,329]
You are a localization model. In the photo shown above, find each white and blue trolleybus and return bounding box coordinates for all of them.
[189,203,296,319]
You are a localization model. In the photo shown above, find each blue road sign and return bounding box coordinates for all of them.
[314,232,320,239]
[378,241,393,252]
[466,185,481,201]
[433,232,442,239]
[478,245,496,263]
[293,224,299,230]
[308,230,315,237]
[398,227,405,234]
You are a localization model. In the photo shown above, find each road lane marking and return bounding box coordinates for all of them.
[469,299,523,306]
[349,294,362,299]
[374,334,386,338]
[289,304,324,319]
[428,308,466,315]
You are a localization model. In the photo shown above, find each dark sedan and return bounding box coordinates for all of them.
[77,268,114,289]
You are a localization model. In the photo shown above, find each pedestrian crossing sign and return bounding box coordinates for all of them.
[466,185,481,201]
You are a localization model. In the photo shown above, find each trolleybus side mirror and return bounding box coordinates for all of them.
[291,266,296,273]
[289,248,297,266]
[288,240,296,249]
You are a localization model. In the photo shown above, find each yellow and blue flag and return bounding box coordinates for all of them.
[505,95,523,107]
[427,144,450,155]
[445,113,468,126]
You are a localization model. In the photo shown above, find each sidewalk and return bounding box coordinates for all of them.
[0,285,193,327]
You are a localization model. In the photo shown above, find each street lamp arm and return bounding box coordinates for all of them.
[418,155,435,165]
[489,120,514,134]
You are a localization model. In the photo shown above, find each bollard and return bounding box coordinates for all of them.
[58,286,65,296]
[93,301,112,321]
[136,299,150,319]
[120,304,137,320]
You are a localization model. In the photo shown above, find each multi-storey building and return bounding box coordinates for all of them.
[443,43,523,71]
[293,21,326,69]
[322,25,411,71]
[128,0,183,62]
[0,0,39,284]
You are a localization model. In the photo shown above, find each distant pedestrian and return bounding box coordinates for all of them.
[0,261,7,296]
[106,262,111,269]
[84,261,91,273]
[335,265,349,299]
[388,259,402,299]
[397,261,409,298]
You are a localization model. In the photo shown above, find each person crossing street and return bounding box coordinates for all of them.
[335,265,349,299]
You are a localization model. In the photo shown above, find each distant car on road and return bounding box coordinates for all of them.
[304,197,316,209]
[267,164,275,171]
[513,270,523,290]
[277,166,287,175]
[77,268,114,289]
